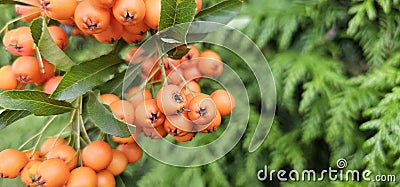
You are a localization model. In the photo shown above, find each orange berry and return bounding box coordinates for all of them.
[112,0,146,25]
[97,170,116,187]
[35,158,70,187]
[15,0,42,22]
[40,137,67,155]
[48,26,69,50]
[43,76,63,94]
[100,94,120,106]
[0,65,18,90]
[3,27,36,56]
[93,17,123,43]
[41,0,78,20]
[81,140,113,172]
[74,0,111,34]
[11,56,42,84]
[125,86,152,106]
[106,149,128,176]
[116,142,142,163]
[109,100,135,124]
[46,144,78,170]
[0,149,29,178]
[143,0,160,29]
[66,167,98,187]
[210,90,236,116]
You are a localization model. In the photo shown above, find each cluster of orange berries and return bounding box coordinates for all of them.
[102,46,236,142]
[0,137,142,186]
[0,25,67,91]
[15,0,202,43]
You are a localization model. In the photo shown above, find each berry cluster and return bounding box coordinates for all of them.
[106,46,236,142]
[0,26,67,91]
[15,0,202,43]
[0,137,142,187]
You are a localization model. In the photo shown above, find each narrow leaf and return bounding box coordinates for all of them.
[0,110,31,130]
[159,0,197,31]
[0,90,74,115]
[195,0,243,24]
[51,54,123,100]
[85,91,132,137]
[30,18,75,71]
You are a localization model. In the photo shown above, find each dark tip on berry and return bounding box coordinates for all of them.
[124,12,135,21]
[41,1,50,8]
[199,108,207,116]
[150,113,157,122]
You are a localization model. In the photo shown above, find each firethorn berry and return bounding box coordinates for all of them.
[188,95,217,127]
[33,59,56,85]
[122,31,146,43]
[58,18,75,26]
[143,0,160,29]
[66,167,98,187]
[40,137,67,155]
[88,0,115,8]
[20,160,41,186]
[109,100,135,124]
[157,84,188,115]
[125,86,152,106]
[163,113,193,135]
[40,0,78,20]
[48,26,69,50]
[210,90,236,116]
[46,144,78,170]
[81,140,113,171]
[173,132,196,142]
[112,135,135,144]
[23,149,43,161]
[106,149,128,176]
[74,0,111,34]
[35,158,70,187]
[15,0,42,22]
[0,149,29,178]
[200,110,221,133]
[100,94,120,106]
[179,45,200,69]
[3,27,36,56]
[180,81,201,95]
[112,0,145,25]
[183,65,202,82]
[135,99,166,128]
[123,21,150,35]
[11,56,42,84]
[116,142,142,163]
[195,0,202,14]
[142,125,168,139]
[0,65,18,90]
[93,17,123,43]
[97,170,116,187]
[198,50,223,77]
[43,76,63,94]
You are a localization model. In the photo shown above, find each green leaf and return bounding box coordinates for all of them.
[85,91,132,137]
[159,0,197,31]
[0,90,74,116]
[0,110,31,130]
[51,54,123,100]
[30,18,75,71]
[97,70,126,97]
[0,0,30,5]
[195,0,243,24]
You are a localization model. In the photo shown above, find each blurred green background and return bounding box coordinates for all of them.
[1,0,400,186]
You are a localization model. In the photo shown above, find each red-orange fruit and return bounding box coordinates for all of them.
[97,170,116,187]
[74,0,111,34]
[40,137,67,154]
[2,27,36,56]
[46,144,78,170]
[20,160,41,186]
[41,0,78,20]
[66,167,98,187]
[15,0,42,22]
[48,26,69,50]
[43,76,63,94]
[106,149,128,176]
[122,31,146,43]
[81,140,113,172]
[109,100,135,124]
[123,21,149,35]
[112,0,146,25]
[35,158,70,187]
[116,143,142,163]
[0,66,18,90]
[210,90,236,116]
[88,0,115,8]
[142,125,168,139]
[11,56,42,84]
[143,0,160,29]
[134,99,165,128]
[0,149,29,178]
[100,94,120,106]
[93,17,123,43]
[125,86,152,106]
[173,132,196,142]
